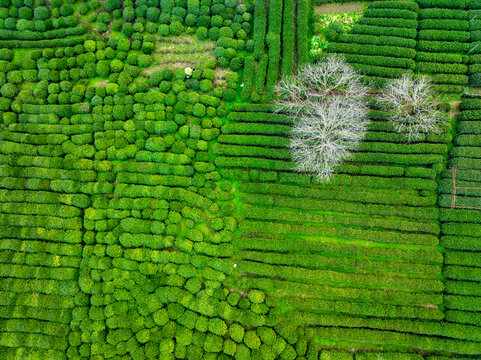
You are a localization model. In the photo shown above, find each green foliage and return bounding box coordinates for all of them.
[1,82,17,98]
[253,0,266,59]
[296,0,308,68]
[265,33,280,98]
[0,3,476,360]
[110,59,124,73]
[192,103,206,117]
[204,334,223,352]
[0,48,13,61]
[248,290,265,304]
[243,330,261,349]
[229,323,245,343]
[208,318,227,336]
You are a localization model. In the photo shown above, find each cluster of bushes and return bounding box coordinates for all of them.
[96,0,254,72]
[0,56,272,356]
[47,60,307,358]
[1,36,163,116]
[429,95,481,351]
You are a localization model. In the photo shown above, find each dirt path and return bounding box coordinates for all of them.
[449,100,462,120]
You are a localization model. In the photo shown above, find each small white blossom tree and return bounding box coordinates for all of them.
[275,55,370,182]
[381,74,442,142]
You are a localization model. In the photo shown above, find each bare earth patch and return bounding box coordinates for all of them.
[449,100,462,120]
[91,79,108,88]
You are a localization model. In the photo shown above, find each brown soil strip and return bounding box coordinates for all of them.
[92,79,108,87]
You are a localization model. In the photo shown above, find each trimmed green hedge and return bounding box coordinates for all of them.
[363,8,417,20]
[351,63,410,77]
[268,0,282,35]
[416,62,467,74]
[417,30,470,42]
[419,19,469,31]
[338,34,416,48]
[0,35,87,48]
[416,52,465,64]
[265,33,280,99]
[228,112,293,123]
[430,74,469,85]
[357,17,417,29]
[0,27,86,40]
[241,56,255,100]
[368,1,418,11]
[255,53,268,96]
[419,8,467,20]
[341,54,415,69]
[417,41,468,53]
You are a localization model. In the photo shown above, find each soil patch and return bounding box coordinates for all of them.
[316,2,365,14]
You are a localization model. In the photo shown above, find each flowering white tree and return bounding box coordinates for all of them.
[381,74,442,142]
[275,55,370,182]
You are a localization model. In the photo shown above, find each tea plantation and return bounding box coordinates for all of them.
[0,0,481,359]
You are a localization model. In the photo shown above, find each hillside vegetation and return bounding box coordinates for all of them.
[0,0,481,359]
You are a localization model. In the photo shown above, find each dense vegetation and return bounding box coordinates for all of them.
[1,0,481,359]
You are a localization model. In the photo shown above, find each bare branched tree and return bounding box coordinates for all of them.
[288,97,370,182]
[275,55,370,182]
[381,74,442,142]
[276,55,370,116]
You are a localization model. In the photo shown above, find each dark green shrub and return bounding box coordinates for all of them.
[192,103,206,117]
[199,79,213,92]
[142,42,154,54]
[470,73,481,86]
[147,7,160,21]
[122,23,134,36]
[34,6,49,20]
[123,6,135,21]
[158,24,170,36]
[328,20,344,34]
[60,4,73,16]
[222,88,236,102]
[1,83,16,98]
[209,27,220,41]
